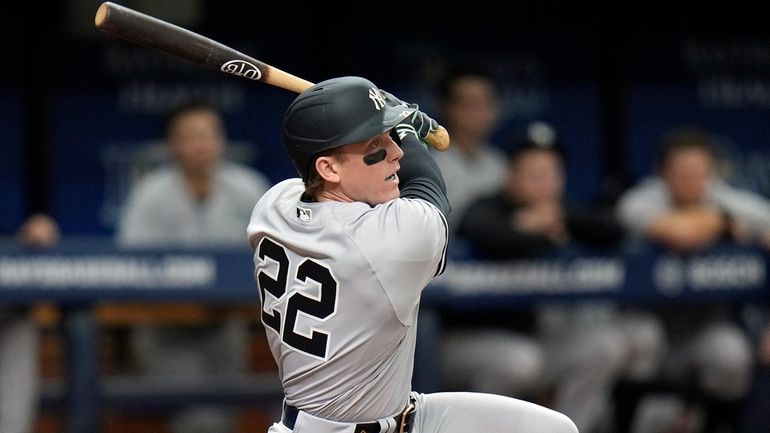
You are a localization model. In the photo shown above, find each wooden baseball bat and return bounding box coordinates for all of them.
[94,2,450,151]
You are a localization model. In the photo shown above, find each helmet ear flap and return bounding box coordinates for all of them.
[283,76,415,180]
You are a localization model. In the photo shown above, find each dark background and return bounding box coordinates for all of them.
[3,1,770,234]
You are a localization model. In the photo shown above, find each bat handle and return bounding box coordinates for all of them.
[426,125,450,151]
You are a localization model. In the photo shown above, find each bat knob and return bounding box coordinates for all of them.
[426,125,450,151]
[95,2,113,28]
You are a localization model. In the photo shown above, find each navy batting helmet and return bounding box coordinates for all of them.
[283,76,416,180]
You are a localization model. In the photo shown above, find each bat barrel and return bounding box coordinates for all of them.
[94,2,448,149]
[96,2,248,72]
[94,2,313,93]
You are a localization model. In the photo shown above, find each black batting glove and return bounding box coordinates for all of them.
[405,108,438,141]
[381,90,439,142]
[394,123,419,142]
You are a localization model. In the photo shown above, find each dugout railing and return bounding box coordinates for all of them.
[1,238,768,433]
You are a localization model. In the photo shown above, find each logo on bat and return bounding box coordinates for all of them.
[221,60,263,80]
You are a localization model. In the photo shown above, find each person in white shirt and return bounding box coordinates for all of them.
[117,100,271,433]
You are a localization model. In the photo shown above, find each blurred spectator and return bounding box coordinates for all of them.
[116,100,271,433]
[458,123,623,258]
[1,214,60,433]
[16,213,60,249]
[432,64,506,231]
[444,124,663,433]
[615,127,769,433]
[617,128,770,252]
[117,101,270,246]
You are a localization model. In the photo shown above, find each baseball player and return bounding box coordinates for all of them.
[247,76,578,433]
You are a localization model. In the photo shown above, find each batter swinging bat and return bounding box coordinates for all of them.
[93,2,450,151]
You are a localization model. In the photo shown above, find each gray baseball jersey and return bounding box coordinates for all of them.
[247,179,448,422]
[118,161,270,247]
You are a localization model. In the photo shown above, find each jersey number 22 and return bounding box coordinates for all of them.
[257,237,338,358]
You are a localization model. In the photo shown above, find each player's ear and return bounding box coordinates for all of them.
[315,155,341,184]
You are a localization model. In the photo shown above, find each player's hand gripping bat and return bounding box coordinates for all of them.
[94,2,450,151]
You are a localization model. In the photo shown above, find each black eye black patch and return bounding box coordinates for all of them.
[363,149,387,165]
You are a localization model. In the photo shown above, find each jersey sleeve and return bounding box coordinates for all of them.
[397,132,451,215]
[342,198,448,324]
[615,178,669,234]
[714,182,770,240]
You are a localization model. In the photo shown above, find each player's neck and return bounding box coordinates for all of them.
[316,188,353,203]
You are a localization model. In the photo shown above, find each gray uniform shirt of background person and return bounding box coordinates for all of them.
[118,161,270,246]
[617,177,770,240]
[247,179,448,422]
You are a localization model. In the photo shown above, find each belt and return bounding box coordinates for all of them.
[282,398,416,433]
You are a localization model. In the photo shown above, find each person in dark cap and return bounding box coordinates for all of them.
[444,122,663,433]
[458,122,624,258]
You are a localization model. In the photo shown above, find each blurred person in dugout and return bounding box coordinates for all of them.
[1,214,59,433]
[116,100,271,433]
[431,64,507,231]
[443,123,664,433]
[615,127,770,433]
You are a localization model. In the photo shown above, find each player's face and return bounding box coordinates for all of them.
[335,131,404,205]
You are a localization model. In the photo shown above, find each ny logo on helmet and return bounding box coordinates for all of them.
[368,88,386,111]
